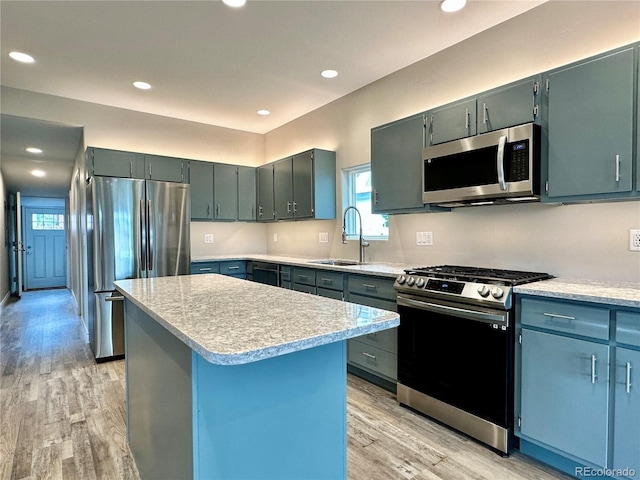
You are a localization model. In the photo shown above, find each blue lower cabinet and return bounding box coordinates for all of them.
[190,262,220,275]
[520,329,610,468]
[613,347,640,480]
[190,261,246,279]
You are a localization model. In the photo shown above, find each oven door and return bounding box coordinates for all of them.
[397,294,513,429]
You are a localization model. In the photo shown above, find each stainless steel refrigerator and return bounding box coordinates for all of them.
[86,176,190,361]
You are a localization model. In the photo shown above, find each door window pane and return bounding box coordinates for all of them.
[31,213,65,231]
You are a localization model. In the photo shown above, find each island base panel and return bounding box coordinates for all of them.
[192,340,348,479]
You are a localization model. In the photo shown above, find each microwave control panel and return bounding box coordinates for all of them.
[507,140,530,181]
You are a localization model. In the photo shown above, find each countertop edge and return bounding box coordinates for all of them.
[514,280,640,309]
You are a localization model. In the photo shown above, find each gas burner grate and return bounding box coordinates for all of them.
[404,265,553,286]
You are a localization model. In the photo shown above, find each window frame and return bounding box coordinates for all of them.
[342,164,389,242]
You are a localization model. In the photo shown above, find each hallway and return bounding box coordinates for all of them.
[0,289,139,480]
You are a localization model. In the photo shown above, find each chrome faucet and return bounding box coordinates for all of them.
[342,206,369,263]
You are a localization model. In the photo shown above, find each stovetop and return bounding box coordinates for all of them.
[404,265,554,286]
[394,265,554,309]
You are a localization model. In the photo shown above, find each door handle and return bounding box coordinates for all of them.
[591,354,597,384]
[26,246,32,255]
[497,135,508,191]
[465,108,469,130]
[615,154,621,182]
[625,362,632,393]
[147,200,153,271]
[139,199,147,271]
[483,102,488,125]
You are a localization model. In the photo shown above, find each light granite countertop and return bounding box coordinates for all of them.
[191,253,408,278]
[114,274,399,366]
[514,278,640,309]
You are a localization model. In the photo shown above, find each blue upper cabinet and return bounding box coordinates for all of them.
[143,154,187,183]
[371,113,445,214]
[428,98,477,145]
[237,165,257,222]
[213,163,238,221]
[544,46,635,200]
[477,75,541,134]
[189,160,214,220]
[257,163,275,221]
[274,157,294,221]
[88,147,144,179]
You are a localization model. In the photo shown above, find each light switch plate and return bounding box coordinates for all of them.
[319,232,329,243]
[204,234,214,244]
[416,231,433,246]
[273,233,278,242]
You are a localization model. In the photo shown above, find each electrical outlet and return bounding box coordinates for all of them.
[273,233,278,242]
[630,229,640,251]
[204,234,214,244]
[319,232,329,243]
[416,231,433,246]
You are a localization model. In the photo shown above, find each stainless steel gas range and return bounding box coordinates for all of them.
[393,265,553,455]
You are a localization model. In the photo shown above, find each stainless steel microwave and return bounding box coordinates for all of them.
[422,123,541,206]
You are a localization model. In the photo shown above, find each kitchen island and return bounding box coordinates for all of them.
[114,274,399,480]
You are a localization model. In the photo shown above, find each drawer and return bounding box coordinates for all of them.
[292,268,316,286]
[219,260,246,276]
[293,283,316,295]
[280,265,291,282]
[190,262,220,274]
[520,297,610,340]
[281,281,291,290]
[348,340,397,381]
[347,275,396,302]
[354,328,397,354]
[347,293,396,312]
[616,311,640,348]
[317,287,343,301]
[316,271,344,291]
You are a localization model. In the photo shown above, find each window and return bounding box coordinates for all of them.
[342,164,388,240]
[31,213,65,231]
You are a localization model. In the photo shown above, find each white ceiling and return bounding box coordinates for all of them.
[0,0,547,197]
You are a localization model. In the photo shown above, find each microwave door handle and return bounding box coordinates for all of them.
[497,134,508,191]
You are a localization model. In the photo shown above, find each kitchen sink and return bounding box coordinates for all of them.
[309,259,363,266]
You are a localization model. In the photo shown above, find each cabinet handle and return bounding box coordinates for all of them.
[626,362,632,393]
[105,295,124,302]
[543,312,576,321]
[298,275,308,280]
[320,278,333,285]
[362,284,377,292]
[227,266,240,270]
[465,108,469,130]
[362,352,377,360]
[497,134,508,191]
[482,102,487,125]
[615,154,620,182]
[591,354,597,384]
[149,163,152,179]
[199,267,212,272]
[130,161,133,178]
[216,204,221,217]
[207,204,211,217]
[373,189,379,205]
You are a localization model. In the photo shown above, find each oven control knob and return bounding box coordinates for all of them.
[491,287,504,299]
[396,275,406,285]
[416,278,425,288]
[477,285,490,297]
[407,276,416,287]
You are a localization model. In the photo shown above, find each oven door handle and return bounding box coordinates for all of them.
[397,295,508,326]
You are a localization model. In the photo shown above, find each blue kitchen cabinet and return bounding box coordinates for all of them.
[87,147,145,179]
[273,157,294,221]
[371,113,444,214]
[190,262,220,275]
[256,163,275,221]
[544,46,635,200]
[213,163,238,221]
[237,165,257,221]
[316,271,344,301]
[292,267,317,294]
[614,346,640,480]
[520,328,610,468]
[143,154,187,183]
[477,75,541,134]
[189,160,214,220]
[428,98,477,145]
[190,261,246,279]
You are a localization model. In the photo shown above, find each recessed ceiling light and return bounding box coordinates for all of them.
[257,110,270,116]
[222,0,246,7]
[9,51,35,63]
[439,0,467,13]
[26,147,43,154]
[321,70,339,79]
[133,81,152,90]
[31,169,46,178]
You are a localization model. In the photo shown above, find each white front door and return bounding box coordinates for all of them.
[23,206,66,290]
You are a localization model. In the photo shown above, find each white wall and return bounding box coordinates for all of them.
[264,1,640,283]
[0,161,8,306]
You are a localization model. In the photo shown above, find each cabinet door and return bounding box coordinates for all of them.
[274,157,293,220]
[90,148,144,178]
[520,329,609,467]
[144,155,186,183]
[237,166,256,221]
[613,347,640,480]
[371,114,426,213]
[429,99,476,145]
[213,164,238,221]
[478,76,539,134]
[292,151,313,218]
[189,161,214,220]
[256,164,274,221]
[546,48,634,198]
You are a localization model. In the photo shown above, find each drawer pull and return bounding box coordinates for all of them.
[199,267,212,272]
[227,266,240,270]
[543,312,576,321]
[321,278,333,285]
[626,362,632,394]
[297,275,308,280]
[591,354,597,384]
[362,284,377,291]
[362,352,377,360]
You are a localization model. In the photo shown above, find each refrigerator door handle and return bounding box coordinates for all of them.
[147,200,154,271]
[139,199,147,272]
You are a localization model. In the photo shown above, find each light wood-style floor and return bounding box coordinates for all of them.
[1,289,571,480]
